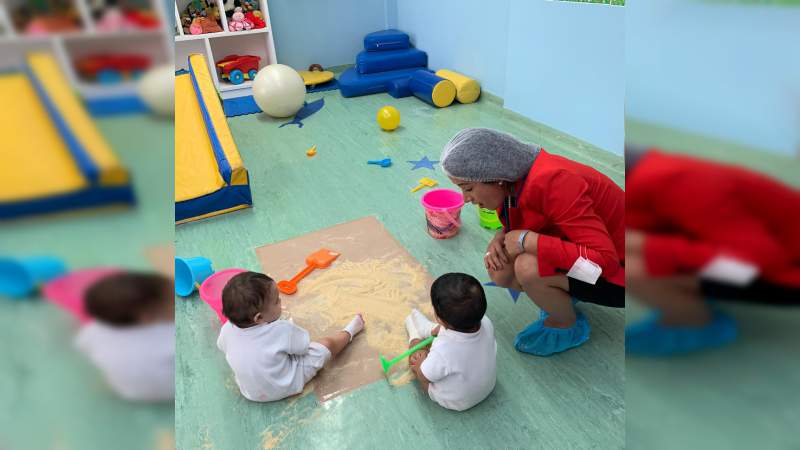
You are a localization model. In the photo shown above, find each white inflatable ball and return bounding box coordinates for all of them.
[252,64,306,118]
[137,64,174,116]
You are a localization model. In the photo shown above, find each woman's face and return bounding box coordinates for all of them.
[449,176,507,210]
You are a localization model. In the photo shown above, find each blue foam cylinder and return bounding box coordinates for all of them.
[409,70,456,108]
[356,48,427,75]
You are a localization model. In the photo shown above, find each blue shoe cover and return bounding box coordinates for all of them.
[625,310,738,356]
[515,311,590,356]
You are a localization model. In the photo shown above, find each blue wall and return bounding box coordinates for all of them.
[268,0,388,70]
[504,0,625,154]
[626,0,800,156]
[394,0,510,99]
[393,0,624,154]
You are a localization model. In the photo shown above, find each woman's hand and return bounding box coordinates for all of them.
[485,231,510,271]
[504,230,537,258]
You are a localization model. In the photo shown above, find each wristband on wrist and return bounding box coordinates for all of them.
[518,230,530,253]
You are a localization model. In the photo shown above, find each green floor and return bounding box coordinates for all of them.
[176,91,625,449]
[0,115,174,450]
[625,120,800,450]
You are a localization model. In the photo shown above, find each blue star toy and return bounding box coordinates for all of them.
[407,156,439,170]
[484,281,523,303]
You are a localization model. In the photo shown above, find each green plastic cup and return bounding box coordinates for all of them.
[477,207,503,230]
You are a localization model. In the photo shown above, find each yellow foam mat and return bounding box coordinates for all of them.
[27,52,128,186]
[298,70,334,86]
[175,72,226,202]
[0,72,88,202]
[188,54,244,174]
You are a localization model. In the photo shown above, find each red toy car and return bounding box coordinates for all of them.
[216,54,261,85]
[76,54,151,83]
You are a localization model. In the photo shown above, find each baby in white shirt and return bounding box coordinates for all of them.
[75,272,175,402]
[217,271,364,402]
[406,273,497,411]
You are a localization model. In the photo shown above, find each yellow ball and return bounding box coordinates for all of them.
[376,106,401,131]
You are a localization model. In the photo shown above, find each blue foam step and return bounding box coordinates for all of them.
[338,67,425,98]
[356,48,428,75]
[364,29,410,52]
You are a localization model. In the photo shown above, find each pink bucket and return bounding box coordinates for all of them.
[42,267,122,324]
[199,268,247,324]
[420,189,465,239]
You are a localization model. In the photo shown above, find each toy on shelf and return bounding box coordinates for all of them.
[228,7,253,31]
[376,105,400,131]
[94,3,160,32]
[14,0,81,35]
[224,0,265,31]
[216,54,261,85]
[180,0,223,35]
[245,11,266,29]
[277,249,340,295]
[76,54,151,84]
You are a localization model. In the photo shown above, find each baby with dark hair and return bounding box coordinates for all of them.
[406,273,497,411]
[76,272,175,402]
[217,271,364,402]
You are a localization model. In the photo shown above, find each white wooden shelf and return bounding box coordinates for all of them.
[175,31,226,42]
[0,0,171,106]
[174,0,277,99]
[219,80,253,92]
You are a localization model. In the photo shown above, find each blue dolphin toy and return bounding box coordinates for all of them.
[279,98,325,128]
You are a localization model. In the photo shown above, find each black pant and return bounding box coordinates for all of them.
[700,279,800,306]
[568,277,625,308]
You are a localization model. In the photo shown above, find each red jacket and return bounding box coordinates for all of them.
[497,149,626,286]
[627,150,800,288]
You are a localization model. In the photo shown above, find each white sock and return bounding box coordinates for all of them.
[411,309,436,338]
[405,313,423,344]
[343,314,365,342]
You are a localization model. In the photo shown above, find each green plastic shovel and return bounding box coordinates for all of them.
[379,335,436,374]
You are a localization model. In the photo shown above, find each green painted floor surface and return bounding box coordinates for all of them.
[625,120,800,450]
[176,91,625,449]
[0,115,174,450]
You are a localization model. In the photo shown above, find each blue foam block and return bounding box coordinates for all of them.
[356,48,427,75]
[85,96,150,116]
[339,67,424,98]
[364,29,410,52]
[223,95,262,117]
